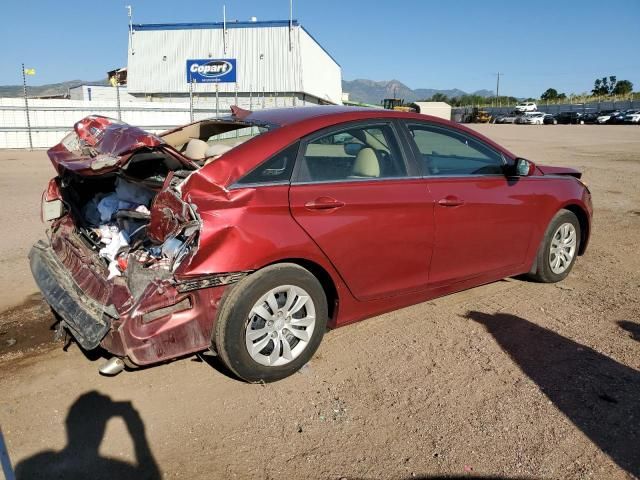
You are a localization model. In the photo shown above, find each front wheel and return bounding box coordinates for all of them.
[528,209,580,283]
[213,263,328,382]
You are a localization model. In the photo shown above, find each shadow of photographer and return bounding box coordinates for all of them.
[15,390,160,480]
[465,310,640,478]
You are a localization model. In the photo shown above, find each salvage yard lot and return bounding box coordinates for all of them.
[0,125,639,479]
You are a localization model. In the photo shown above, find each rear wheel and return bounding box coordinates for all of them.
[214,263,328,382]
[528,210,580,283]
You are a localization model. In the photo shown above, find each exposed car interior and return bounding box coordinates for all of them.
[298,124,407,182]
[161,120,269,164]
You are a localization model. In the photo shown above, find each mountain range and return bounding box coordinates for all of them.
[0,77,493,104]
[342,79,493,105]
[0,79,108,98]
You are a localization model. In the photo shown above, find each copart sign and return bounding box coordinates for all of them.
[186,59,237,83]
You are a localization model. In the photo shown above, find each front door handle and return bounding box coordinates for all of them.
[438,196,464,207]
[304,197,346,210]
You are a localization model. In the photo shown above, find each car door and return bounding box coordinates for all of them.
[288,120,435,301]
[402,121,539,286]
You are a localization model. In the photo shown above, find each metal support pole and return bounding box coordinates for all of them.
[215,83,219,118]
[288,0,293,51]
[115,82,122,121]
[189,78,194,122]
[249,85,253,110]
[262,86,266,109]
[21,63,33,150]
[235,83,239,137]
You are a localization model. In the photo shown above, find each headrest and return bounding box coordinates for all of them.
[184,138,209,160]
[352,147,380,177]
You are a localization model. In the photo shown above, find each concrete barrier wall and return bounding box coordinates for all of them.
[0,94,304,149]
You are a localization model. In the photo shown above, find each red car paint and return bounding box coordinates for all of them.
[47,116,195,177]
[34,106,593,367]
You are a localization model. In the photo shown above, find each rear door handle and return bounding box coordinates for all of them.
[304,197,346,210]
[438,196,464,207]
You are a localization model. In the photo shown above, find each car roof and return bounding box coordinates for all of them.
[235,105,418,126]
[235,106,512,152]
[196,105,518,187]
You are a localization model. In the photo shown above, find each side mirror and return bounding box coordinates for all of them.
[513,158,535,177]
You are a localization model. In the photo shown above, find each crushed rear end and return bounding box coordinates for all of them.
[30,115,260,366]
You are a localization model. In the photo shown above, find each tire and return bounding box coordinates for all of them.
[528,209,581,283]
[214,263,328,382]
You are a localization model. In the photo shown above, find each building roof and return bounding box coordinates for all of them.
[131,19,340,67]
[132,19,299,31]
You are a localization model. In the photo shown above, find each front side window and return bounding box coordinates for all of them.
[406,124,505,176]
[296,123,407,183]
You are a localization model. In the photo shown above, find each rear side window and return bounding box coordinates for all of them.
[406,124,505,176]
[236,142,299,185]
[296,123,407,183]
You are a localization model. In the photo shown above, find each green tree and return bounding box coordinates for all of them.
[613,80,633,95]
[428,93,450,103]
[592,75,621,96]
[541,88,559,101]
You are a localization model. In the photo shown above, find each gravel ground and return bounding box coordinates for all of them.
[0,125,639,480]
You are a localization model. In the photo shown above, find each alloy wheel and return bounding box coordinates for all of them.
[244,285,316,367]
[549,222,577,274]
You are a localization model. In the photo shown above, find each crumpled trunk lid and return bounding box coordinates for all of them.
[47,115,166,176]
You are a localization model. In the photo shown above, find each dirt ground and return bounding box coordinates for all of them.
[0,125,639,480]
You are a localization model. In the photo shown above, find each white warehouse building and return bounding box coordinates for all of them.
[126,19,343,109]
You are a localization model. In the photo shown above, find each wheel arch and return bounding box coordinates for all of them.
[266,258,339,324]
[562,203,590,255]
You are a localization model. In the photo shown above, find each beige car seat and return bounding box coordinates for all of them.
[203,144,233,165]
[351,147,380,178]
[184,139,209,160]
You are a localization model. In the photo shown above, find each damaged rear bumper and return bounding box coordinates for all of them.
[29,240,118,349]
[29,239,248,366]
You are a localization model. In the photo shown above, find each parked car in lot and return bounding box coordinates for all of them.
[623,109,640,124]
[515,102,537,112]
[494,112,519,124]
[581,112,600,124]
[596,110,620,124]
[543,114,558,125]
[516,112,546,124]
[30,106,593,382]
[610,110,633,124]
[555,111,585,124]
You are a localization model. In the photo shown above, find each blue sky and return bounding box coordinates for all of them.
[1,0,638,97]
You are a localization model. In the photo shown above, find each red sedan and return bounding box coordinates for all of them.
[30,106,592,382]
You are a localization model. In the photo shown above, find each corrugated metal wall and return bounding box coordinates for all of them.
[127,23,341,103]
[299,28,342,104]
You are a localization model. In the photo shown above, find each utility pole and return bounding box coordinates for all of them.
[495,72,502,107]
[126,6,134,55]
[21,63,33,150]
[288,0,293,51]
